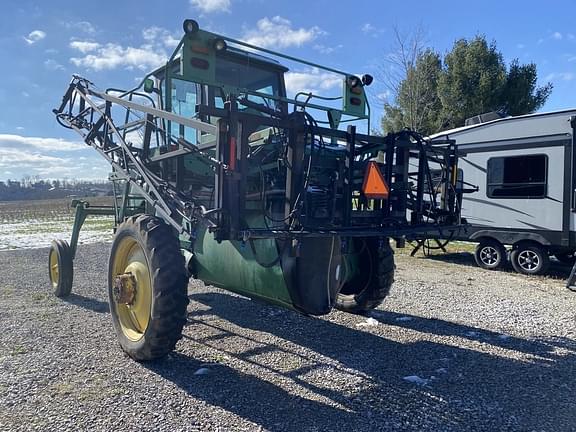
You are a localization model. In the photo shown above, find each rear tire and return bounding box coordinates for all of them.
[108,215,189,361]
[49,240,73,298]
[336,238,394,314]
[474,239,506,270]
[510,243,550,275]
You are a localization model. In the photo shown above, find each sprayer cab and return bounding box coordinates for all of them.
[142,19,373,134]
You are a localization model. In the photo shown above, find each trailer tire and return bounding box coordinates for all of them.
[336,238,394,314]
[48,240,74,298]
[108,215,189,361]
[510,243,550,275]
[474,239,507,270]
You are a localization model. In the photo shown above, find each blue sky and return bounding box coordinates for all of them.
[1,0,576,181]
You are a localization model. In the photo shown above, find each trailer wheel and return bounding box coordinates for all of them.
[336,238,394,314]
[48,240,74,297]
[108,215,189,361]
[474,239,506,270]
[510,243,550,275]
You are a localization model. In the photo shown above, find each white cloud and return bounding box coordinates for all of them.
[0,148,65,166]
[553,31,563,40]
[0,134,84,151]
[243,16,324,49]
[361,23,376,34]
[313,44,343,54]
[69,26,180,71]
[70,43,167,71]
[24,30,46,45]
[44,59,65,71]
[189,0,230,13]
[69,40,101,53]
[0,143,108,180]
[284,67,341,96]
[376,90,392,102]
[545,72,575,81]
[142,27,180,48]
[64,21,97,35]
[361,23,384,37]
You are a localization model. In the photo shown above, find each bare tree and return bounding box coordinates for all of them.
[378,25,442,135]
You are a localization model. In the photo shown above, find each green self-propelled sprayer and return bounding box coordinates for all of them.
[50,19,463,361]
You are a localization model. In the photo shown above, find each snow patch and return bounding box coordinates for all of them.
[356,317,379,327]
[0,217,113,250]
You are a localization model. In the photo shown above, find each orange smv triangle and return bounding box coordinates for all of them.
[362,161,389,199]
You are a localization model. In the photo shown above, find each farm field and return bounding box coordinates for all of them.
[0,198,114,250]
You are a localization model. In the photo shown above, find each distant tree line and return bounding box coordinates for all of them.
[381,33,553,136]
[0,177,112,201]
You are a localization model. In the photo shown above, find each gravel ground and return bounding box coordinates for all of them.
[0,243,575,431]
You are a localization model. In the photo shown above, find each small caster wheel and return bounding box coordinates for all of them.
[48,239,74,297]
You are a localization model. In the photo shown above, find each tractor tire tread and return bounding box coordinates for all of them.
[50,239,74,298]
[109,215,189,361]
[336,239,395,314]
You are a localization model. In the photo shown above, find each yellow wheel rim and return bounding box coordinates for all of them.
[49,248,59,288]
[111,236,152,342]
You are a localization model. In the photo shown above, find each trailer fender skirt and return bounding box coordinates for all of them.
[469,230,551,246]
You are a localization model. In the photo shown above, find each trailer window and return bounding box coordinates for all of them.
[487,154,547,198]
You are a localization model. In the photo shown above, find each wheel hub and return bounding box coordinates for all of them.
[113,272,137,305]
[481,246,498,265]
[519,251,539,270]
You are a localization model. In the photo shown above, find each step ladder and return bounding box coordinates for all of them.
[566,262,576,291]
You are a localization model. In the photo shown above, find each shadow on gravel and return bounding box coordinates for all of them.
[146,351,358,431]
[62,293,109,313]
[145,291,576,431]
[414,251,572,280]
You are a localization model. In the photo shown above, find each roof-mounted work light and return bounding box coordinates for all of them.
[361,74,373,86]
[213,38,227,52]
[183,19,199,35]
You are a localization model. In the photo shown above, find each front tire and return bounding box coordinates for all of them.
[474,239,506,270]
[510,243,550,275]
[108,215,189,361]
[336,238,394,314]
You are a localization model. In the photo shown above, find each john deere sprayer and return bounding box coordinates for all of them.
[50,20,461,361]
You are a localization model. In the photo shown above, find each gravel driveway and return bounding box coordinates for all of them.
[0,243,575,431]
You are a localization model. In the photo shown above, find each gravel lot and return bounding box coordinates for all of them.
[0,243,575,431]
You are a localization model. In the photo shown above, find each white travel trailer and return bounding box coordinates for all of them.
[429,109,576,275]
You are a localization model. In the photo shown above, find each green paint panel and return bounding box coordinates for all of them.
[192,216,294,309]
[183,154,213,177]
[182,30,217,85]
[342,80,367,118]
